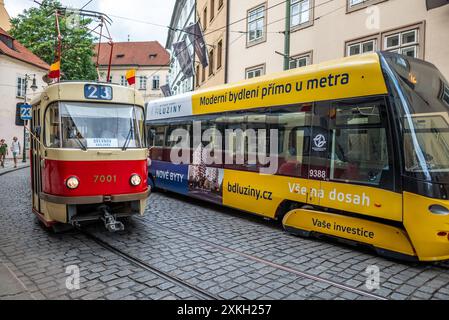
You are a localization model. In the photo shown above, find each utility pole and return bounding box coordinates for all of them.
[284,0,291,71]
[22,77,28,163]
[22,74,37,163]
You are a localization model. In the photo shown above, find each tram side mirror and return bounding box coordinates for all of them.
[34,126,41,136]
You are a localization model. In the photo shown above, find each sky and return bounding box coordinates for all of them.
[4,0,176,45]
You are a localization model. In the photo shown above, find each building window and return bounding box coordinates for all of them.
[139,76,147,90]
[120,75,128,87]
[247,4,266,46]
[347,39,377,56]
[203,7,207,29]
[383,28,419,58]
[347,0,386,12]
[217,40,223,69]
[202,65,206,82]
[246,65,265,79]
[209,49,215,76]
[17,77,26,98]
[289,52,311,69]
[218,0,224,10]
[291,0,313,29]
[152,75,160,90]
[210,0,215,21]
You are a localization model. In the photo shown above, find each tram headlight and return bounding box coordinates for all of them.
[66,176,79,189]
[130,174,142,186]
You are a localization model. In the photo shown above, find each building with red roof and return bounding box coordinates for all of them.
[0,26,49,159]
[94,41,170,102]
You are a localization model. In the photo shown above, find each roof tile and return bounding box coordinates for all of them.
[0,27,49,70]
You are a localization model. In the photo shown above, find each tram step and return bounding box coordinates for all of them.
[282,208,417,258]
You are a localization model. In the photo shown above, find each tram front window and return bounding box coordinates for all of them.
[404,114,449,179]
[382,52,449,182]
[46,102,144,149]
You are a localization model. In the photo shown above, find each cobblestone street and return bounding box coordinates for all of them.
[1,168,449,300]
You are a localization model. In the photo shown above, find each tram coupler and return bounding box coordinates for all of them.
[99,205,124,232]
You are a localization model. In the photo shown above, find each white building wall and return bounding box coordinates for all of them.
[0,55,47,158]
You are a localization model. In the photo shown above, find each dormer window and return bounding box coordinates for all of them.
[0,34,14,50]
[116,54,125,58]
[149,54,157,59]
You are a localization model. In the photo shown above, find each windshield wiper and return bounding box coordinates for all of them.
[122,119,134,151]
[75,134,87,151]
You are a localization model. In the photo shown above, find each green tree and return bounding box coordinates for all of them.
[10,0,97,81]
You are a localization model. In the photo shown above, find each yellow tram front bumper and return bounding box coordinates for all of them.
[282,192,449,262]
[403,192,449,262]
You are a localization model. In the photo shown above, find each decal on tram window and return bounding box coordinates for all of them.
[86,138,118,148]
[84,84,113,100]
[312,134,327,152]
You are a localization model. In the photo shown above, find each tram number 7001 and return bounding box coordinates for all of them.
[94,175,117,183]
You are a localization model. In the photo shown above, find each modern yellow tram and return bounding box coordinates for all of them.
[30,82,150,232]
[146,52,449,261]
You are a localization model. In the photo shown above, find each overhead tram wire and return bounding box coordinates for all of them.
[30,0,343,86]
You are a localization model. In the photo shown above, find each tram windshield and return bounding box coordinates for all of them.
[383,52,449,182]
[45,102,145,149]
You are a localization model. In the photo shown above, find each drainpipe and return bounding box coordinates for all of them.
[284,0,291,71]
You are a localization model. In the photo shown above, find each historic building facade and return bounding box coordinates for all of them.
[227,0,449,83]
[166,0,196,96]
[0,27,49,159]
[95,41,170,102]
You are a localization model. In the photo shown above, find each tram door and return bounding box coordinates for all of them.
[31,105,42,213]
[307,102,331,206]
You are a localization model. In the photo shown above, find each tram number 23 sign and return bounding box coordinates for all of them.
[84,84,113,101]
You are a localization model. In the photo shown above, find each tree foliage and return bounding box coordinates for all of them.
[10,0,97,81]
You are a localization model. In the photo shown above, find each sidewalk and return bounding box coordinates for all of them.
[0,161,29,176]
[0,260,35,300]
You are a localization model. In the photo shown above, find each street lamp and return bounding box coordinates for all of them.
[22,74,37,163]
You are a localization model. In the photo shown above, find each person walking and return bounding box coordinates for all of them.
[0,139,8,168]
[10,137,21,168]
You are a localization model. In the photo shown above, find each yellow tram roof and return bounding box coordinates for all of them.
[31,81,144,107]
[146,53,388,121]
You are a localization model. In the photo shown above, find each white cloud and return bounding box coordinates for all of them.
[4,0,175,45]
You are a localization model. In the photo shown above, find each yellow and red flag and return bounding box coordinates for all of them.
[48,60,61,79]
[126,69,136,85]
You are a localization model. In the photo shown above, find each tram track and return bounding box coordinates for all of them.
[81,230,220,300]
[140,217,388,300]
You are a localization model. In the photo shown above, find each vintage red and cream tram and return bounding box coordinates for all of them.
[29,82,150,232]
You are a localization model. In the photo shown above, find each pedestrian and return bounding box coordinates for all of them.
[0,139,8,168]
[10,137,21,169]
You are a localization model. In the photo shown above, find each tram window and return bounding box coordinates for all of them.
[329,101,392,187]
[153,126,167,147]
[47,102,145,149]
[44,103,61,148]
[166,123,191,148]
[270,104,312,177]
[222,109,268,171]
[197,116,223,166]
